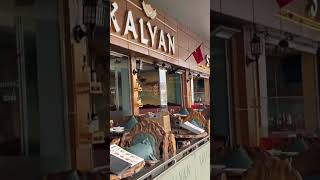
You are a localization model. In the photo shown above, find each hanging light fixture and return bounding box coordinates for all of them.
[278,33,293,49]
[73,0,107,43]
[250,33,262,60]
[133,60,142,75]
[249,0,262,62]
[187,72,193,82]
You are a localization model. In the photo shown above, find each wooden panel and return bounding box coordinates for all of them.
[204,78,210,105]
[231,32,249,146]
[178,46,189,62]
[110,35,128,49]
[149,48,166,60]
[128,43,149,55]
[177,28,189,50]
[76,145,93,171]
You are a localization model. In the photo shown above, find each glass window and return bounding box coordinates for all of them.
[193,77,209,105]
[166,73,182,106]
[266,45,304,132]
[138,63,160,107]
[110,53,131,115]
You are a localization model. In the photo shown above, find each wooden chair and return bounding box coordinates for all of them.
[173,109,210,139]
[200,105,210,120]
[292,147,320,177]
[244,157,303,180]
[244,147,270,163]
[120,120,176,162]
[181,109,210,133]
[110,138,120,146]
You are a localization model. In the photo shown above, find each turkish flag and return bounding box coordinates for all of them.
[192,45,204,64]
[276,0,294,8]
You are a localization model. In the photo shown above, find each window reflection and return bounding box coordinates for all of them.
[266,44,304,132]
[110,53,131,115]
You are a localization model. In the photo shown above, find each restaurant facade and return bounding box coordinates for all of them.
[110,0,210,117]
[109,0,210,179]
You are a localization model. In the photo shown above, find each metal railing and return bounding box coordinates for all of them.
[134,136,210,180]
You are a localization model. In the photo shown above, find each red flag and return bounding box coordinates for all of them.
[192,45,204,64]
[276,0,294,8]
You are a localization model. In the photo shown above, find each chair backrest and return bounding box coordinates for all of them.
[292,147,320,176]
[120,120,174,160]
[182,110,210,133]
[244,157,303,180]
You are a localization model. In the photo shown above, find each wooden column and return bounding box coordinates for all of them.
[204,78,210,105]
[183,70,192,108]
[302,53,318,131]
[130,56,140,115]
[231,32,250,146]
[243,28,260,147]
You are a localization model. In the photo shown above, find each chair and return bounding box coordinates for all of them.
[244,157,303,180]
[120,120,176,162]
[292,147,320,177]
[172,109,210,139]
[181,109,210,133]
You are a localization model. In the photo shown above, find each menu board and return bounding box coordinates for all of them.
[110,144,144,167]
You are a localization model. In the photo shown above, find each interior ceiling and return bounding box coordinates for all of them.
[148,0,210,44]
